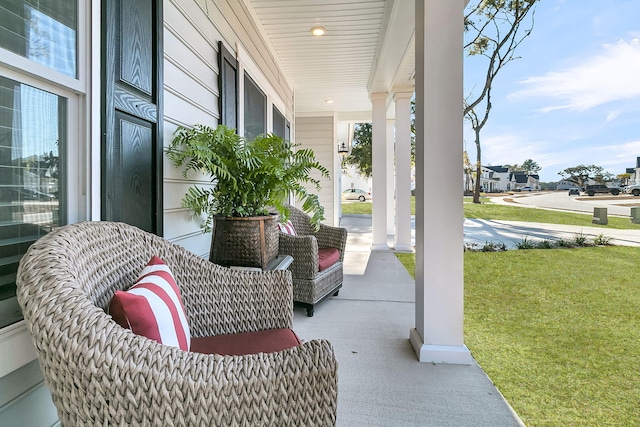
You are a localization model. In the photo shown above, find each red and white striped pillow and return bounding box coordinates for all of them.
[109,256,191,351]
[278,220,297,235]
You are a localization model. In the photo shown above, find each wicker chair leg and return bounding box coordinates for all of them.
[306,306,314,317]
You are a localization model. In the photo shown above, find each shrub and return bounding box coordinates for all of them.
[515,236,536,249]
[573,232,589,247]
[534,239,555,249]
[594,233,612,246]
[557,238,576,248]
[464,241,508,252]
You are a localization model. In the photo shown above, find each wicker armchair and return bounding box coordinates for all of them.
[16,221,338,426]
[279,205,348,317]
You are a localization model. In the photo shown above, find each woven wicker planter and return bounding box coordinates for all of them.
[209,214,279,270]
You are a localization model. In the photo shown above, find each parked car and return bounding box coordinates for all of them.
[568,188,579,196]
[584,184,619,196]
[519,186,533,191]
[625,183,640,196]
[342,188,371,202]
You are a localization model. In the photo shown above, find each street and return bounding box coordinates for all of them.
[492,191,640,217]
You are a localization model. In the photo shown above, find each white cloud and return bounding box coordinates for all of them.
[540,140,640,178]
[509,39,640,112]
[605,110,622,122]
[467,128,640,182]
[468,131,553,169]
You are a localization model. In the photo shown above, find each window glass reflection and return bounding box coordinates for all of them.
[0,76,66,328]
[0,0,77,78]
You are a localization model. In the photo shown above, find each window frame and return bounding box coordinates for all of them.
[0,0,89,375]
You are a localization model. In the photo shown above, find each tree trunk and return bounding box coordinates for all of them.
[473,129,482,204]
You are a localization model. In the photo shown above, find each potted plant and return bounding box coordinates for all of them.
[168,124,329,269]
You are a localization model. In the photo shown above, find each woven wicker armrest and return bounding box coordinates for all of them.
[174,257,294,337]
[182,338,338,425]
[279,233,319,280]
[315,223,348,261]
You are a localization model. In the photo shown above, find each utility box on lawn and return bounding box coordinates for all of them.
[592,207,608,225]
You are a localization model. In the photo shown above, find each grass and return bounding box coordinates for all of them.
[341,201,375,215]
[464,202,640,230]
[343,196,482,216]
[396,249,640,426]
[342,197,640,230]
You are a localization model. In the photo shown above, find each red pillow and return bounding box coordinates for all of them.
[278,220,297,235]
[109,256,191,351]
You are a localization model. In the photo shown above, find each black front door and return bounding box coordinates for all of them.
[101,0,163,234]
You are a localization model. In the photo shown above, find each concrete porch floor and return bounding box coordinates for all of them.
[292,214,524,427]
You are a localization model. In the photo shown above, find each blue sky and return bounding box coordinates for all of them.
[463,0,640,182]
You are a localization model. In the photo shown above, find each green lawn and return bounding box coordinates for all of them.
[342,197,640,230]
[341,201,375,215]
[465,202,640,230]
[396,249,640,426]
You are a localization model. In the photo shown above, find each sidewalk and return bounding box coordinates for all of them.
[292,214,524,427]
[464,218,640,249]
[395,215,640,250]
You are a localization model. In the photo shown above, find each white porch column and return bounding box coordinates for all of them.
[394,91,413,252]
[410,0,472,364]
[371,92,389,250]
[386,120,395,235]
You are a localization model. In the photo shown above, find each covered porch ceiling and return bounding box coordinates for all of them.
[248,0,416,118]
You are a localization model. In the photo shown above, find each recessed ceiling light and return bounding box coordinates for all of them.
[311,26,326,36]
[325,98,334,104]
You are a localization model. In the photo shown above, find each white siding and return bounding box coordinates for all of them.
[163,0,294,257]
[294,116,337,225]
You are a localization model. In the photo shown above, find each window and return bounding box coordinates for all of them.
[0,0,79,330]
[0,0,77,78]
[218,42,238,130]
[0,76,66,329]
[220,45,289,141]
[272,105,290,141]
[243,73,266,141]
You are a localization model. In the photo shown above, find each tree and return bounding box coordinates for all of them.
[617,172,632,185]
[507,159,540,174]
[344,123,372,177]
[519,158,541,175]
[345,97,419,179]
[463,151,474,193]
[464,0,538,203]
[558,164,606,188]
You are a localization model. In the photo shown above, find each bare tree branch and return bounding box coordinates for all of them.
[464,0,537,116]
[464,0,539,203]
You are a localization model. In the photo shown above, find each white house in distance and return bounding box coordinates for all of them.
[478,165,539,192]
[626,156,640,185]
[480,165,509,192]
